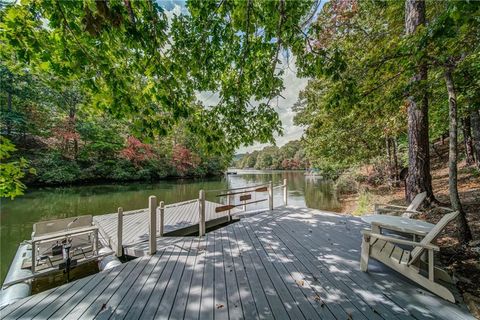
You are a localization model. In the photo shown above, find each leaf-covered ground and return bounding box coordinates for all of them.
[337,140,480,317]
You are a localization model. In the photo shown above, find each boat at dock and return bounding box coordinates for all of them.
[0,215,115,308]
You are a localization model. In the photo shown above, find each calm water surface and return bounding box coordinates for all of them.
[0,170,340,282]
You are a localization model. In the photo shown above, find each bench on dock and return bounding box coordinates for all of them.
[30,216,100,274]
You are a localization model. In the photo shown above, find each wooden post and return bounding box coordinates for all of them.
[243,189,247,211]
[199,190,206,236]
[94,229,99,255]
[227,194,231,222]
[149,196,157,255]
[116,207,123,257]
[268,181,273,210]
[283,178,288,206]
[31,241,36,273]
[158,201,165,236]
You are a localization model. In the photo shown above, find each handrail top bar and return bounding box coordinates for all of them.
[205,182,270,194]
[164,198,199,208]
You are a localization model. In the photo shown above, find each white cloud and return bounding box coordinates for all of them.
[237,55,309,154]
[196,56,308,154]
[164,1,309,154]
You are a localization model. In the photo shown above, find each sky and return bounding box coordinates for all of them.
[162,0,310,154]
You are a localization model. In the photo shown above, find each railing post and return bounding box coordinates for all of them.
[116,207,123,257]
[158,201,165,236]
[31,241,36,273]
[227,194,231,222]
[268,181,273,210]
[199,190,206,236]
[149,196,157,255]
[243,189,247,211]
[283,178,288,206]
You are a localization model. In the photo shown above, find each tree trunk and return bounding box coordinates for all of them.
[444,68,472,243]
[392,137,400,185]
[404,0,435,204]
[386,137,392,182]
[471,109,480,170]
[462,116,475,165]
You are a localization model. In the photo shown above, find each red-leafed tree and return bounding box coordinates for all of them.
[171,144,200,176]
[120,136,155,167]
[53,115,81,159]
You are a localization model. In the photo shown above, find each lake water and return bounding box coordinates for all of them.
[0,170,341,282]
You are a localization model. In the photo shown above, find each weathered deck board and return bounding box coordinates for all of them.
[93,200,239,257]
[1,207,475,320]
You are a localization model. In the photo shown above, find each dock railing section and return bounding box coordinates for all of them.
[116,180,289,255]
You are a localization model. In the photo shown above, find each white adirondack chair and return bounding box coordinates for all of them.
[360,211,459,302]
[374,191,427,218]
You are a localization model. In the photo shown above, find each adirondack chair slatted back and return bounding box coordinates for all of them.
[406,192,427,212]
[409,211,459,263]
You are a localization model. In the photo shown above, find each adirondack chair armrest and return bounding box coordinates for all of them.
[375,204,408,211]
[361,230,440,251]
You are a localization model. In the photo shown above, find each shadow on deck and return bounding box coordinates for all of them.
[0,206,474,319]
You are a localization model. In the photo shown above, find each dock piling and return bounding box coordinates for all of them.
[283,178,288,206]
[148,196,157,255]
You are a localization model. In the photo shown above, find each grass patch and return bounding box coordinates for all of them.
[352,190,372,216]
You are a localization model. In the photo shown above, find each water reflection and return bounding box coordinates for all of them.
[0,170,339,282]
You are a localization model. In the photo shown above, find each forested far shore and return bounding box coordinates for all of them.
[235,140,309,170]
[0,67,232,192]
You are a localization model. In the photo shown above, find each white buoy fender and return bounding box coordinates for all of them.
[97,248,122,271]
[0,242,32,308]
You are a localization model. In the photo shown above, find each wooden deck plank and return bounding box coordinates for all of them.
[95,253,163,320]
[213,226,229,320]
[141,238,193,319]
[232,220,291,320]
[230,223,274,320]
[199,233,215,320]
[273,216,407,320]
[2,206,475,320]
[251,224,337,320]
[48,265,128,319]
[183,238,206,320]
[170,237,202,319]
[271,218,386,319]
[89,255,152,319]
[123,244,178,319]
[220,227,244,320]
[32,270,105,319]
[1,286,62,319]
[273,214,428,320]
[159,237,198,319]
[224,225,264,320]
[241,221,319,320]
[0,293,36,318]
[63,258,142,320]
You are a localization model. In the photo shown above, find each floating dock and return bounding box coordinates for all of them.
[0,206,474,320]
[93,200,240,257]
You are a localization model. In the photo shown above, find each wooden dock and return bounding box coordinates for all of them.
[93,200,239,257]
[0,206,474,320]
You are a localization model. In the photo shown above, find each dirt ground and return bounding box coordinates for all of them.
[337,143,480,317]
